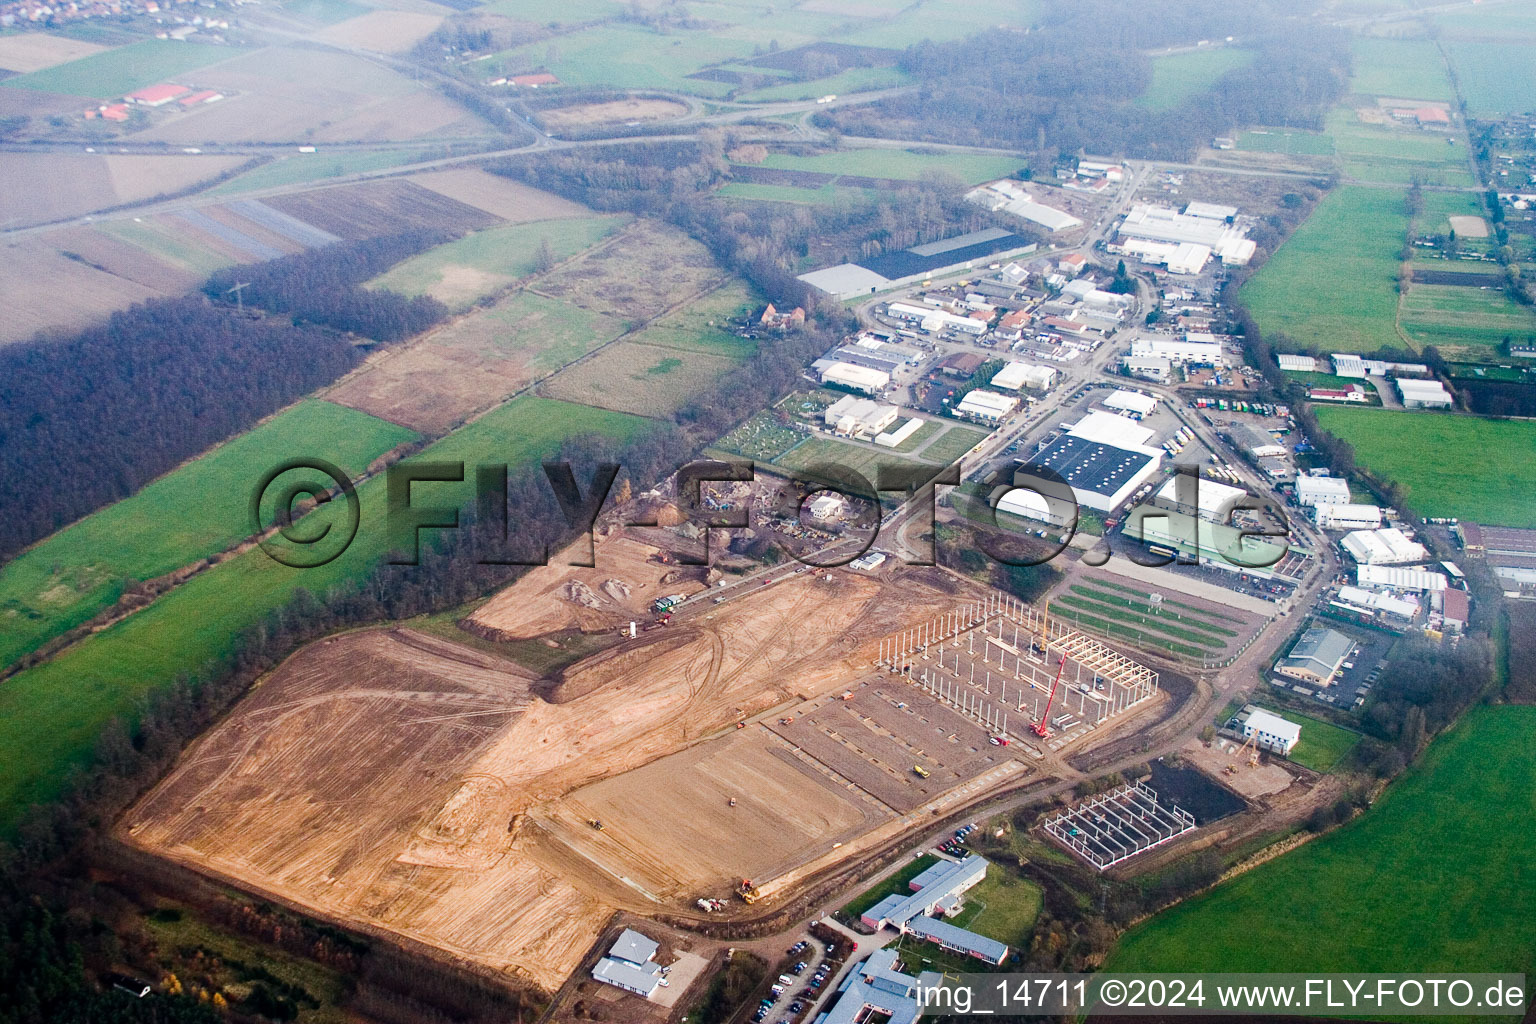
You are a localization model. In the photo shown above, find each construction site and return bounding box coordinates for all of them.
[120,526,1178,994]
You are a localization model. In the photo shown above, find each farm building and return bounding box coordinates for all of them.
[1277,353,1318,372]
[591,928,664,998]
[1396,378,1454,409]
[1102,389,1158,417]
[1232,706,1300,755]
[1122,354,1172,382]
[1154,474,1250,522]
[818,949,929,1024]
[1131,334,1225,365]
[1314,503,1384,530]
[955,390,1017,422]
[1357,565,1447,592]
[126,83,190,106]
[1341,527,1428,566]
[1295,474,1352,507]
[1020,411,1163,513]
[1274,626,1355,686]
[824,395,898,438]
[1224,421,1287,460]
[991,361,1057,391]
[820,362,889,395]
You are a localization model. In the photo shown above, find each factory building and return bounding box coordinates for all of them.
[955,390,1018,422]
[992,361,1058,391]
[591,929,665,998]
[1122,505,1294,579]
[1314,502,1384,530]
[1116,204,1256,264]
[1018,411,1163,513]
[1275,626,1355,687]
[1341,527,1429,565]
[1335,586,1421,622]
[1224,421,1287,459]
[1357,564,1447,592]
[1102,389,1158,417]
[886,301,988,335]
[965,179,1084,233]
[824,395,898,438]
[1118,237,1212,275]
[1122,354,1172,382]
[1295,474,1352,507]
[1154,474,1251,522]
[1131,334,1225,365]
[820,361,889,394]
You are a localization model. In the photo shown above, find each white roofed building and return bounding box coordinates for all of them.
[1234,706,1300,755]
[955,390,1018,422]
[1335,586,1421,622]
[1132,334,1225,365]
[1314,503,1384,530]
[1341,527,1428,565]
[992,361,1058,391]
[1296,474,1352,507]
[1277,354,1318,372]
[591,928,665,998]
[824,395,899,438]
[1357,564,1447,592]
[1103,389,1158,417]
[820,361,890,394]
[1122,355,1172,382]
[1397,378,1454,408]
[1155,474,1251,522]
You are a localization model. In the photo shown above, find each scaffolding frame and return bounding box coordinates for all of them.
[1042,783,1196,870]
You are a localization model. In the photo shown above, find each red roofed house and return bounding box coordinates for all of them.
[995,309,1030,341]
[178,89,223,106]
[1058,253,1087,275]
[127,83,190,106]
[100,104,131,122]
[1415,106,1450,126]
[1441,588,1469,633]
[510,72,558,87]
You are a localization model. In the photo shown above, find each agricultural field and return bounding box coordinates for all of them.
[735,64,909,102]
[1434,4,1536,117]
[0,238,164,345]
[208,148,433,196]
[273,0,371,26]
[623,278,759,358]
[534,218,727,322]
[0,395,653,823]
[1399,283,1536,354]
[94,216,237,278]
[771,435,935,483]
[366,215,627,311]
[0,151,248,229]
[1241,186,1408,353]
[0,38,244,97]
[749,148,1025,184]
[328,290,628,434]
[0,32,108,74]
[133,47,488,145]
[1237,129,1334,156]
[834,0,1037,48]
[1347,37,1454,101]
[1325,108,1473,187]
[1137,47,1253,111]
[263,178,499,240]
[1312,406,1536,528]
[313,10,444,53]
[0,400,415,672]
[537,97,689,130]
[408,170,596,223]
[1106,707,1536,981]
[540,338,741,418]
[716,182,877,206]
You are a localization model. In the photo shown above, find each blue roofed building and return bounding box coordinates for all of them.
[857,855,1009,965]
[906,916,1009,965]
[591,927,664,998]
[814,949,937,1024]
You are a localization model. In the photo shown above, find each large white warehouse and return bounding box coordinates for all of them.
[820,361,889,394]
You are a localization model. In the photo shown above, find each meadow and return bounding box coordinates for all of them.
[1137,47,1253,112]
[943,868,1042,946]
[1347,37,1454,100]
[1237,129,1334,156]
[0,396,652,824]
[1313,406,1536,527]
[1249,703,1361,772]
[1,39,243,97]
[0,401,414,672]
[1326,108,1474,188]
[736,65,909,103]
[366,215,626,311]
[1241,186,1408,353]
[209,148,435,196]
[715,182,876,206]
[1106,707,1536,988]
[1399,283,1536,354]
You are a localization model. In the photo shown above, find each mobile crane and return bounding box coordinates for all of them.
[1031,656,1068,739]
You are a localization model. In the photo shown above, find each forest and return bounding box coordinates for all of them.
[818,1,1348,160]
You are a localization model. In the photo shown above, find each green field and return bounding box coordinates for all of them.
[277,0,370,25]
[834,0,1037,48]
[0,397,652,824]
[0,401,415,673]
[737,64,909,102]
[944,868,1043,946]
[367,216,627,311]
[1443,41,1536,118]
[448,291,628,374]
[1106,707,1536,991]
[1326,108,1473,188]
[1242,186,1408,353]
[1348,37,1454,100]
[890,418,942,453]
[1237,129,1334,156]
[209,149,435,196]
[1247,703,1362,772]
[1399,283,1536,353]
[1313,406,1536,527]
[1,39,245,97]
[752,148,1025,184]
[919,425,991,465]
[1137,47,1253,111]
[98,218,235,277]
[628,278,760,358]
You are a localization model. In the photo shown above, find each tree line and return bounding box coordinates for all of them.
[205,232,452,344]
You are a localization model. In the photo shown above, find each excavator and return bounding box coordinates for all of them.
[1225,731,1261,773]
[1031,656,1068,739]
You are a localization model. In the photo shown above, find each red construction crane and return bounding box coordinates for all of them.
[1031,656,1068,739]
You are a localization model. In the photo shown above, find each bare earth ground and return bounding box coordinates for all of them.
[1179,737,1296,799]
[540,98,689,130]
[409,170,594,222]
[124,531,999,991]
[0,239,161,344]
[48,226,204,292]
[534,219,724,322]
[540,340,739,417]
[0,152,247,229]
[265,178,499,239]
[315,10,445,53]
[0,32,106,72]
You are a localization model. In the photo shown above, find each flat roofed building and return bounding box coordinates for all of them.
[1131,335,1225,365]
[992,361,1058,391]
[904,916,1009,965]
[1341,527,1428,565]
[1022,419,1162,512]
[875,416,924,448]
[1357,564,1447,592]
[1275,625,1355,686]
[1296,474,1352,507]
[797,263,891,299]
[1155,474,1250,522]
[1103,389,1158,416]
[1122,505,1293,579]
[1314,502,1384,530]
[824,395,898,437]
[860,856,988,932]
[1122,354,1172,382]
[1337,585,1420,621]
[820,361,889,394]
[1225,421,1287,459]
[1397,378,1454,408]
[955,389,1018,421]
[818,950,928,1024]
[1234,706,1300,755]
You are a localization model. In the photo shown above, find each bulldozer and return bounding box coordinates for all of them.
[588,819,605,831]
[736,878,760,904]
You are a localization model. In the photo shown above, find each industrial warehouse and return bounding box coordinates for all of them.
[1009,411,1165,514]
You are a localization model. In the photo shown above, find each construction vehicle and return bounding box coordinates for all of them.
[736,879,760,904]
[728,797,737,807]
[912,764,931,778]
[588,819,604,831]
[779,717,794,725]
[840,691,854,701]
[1031,657,1068,739]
